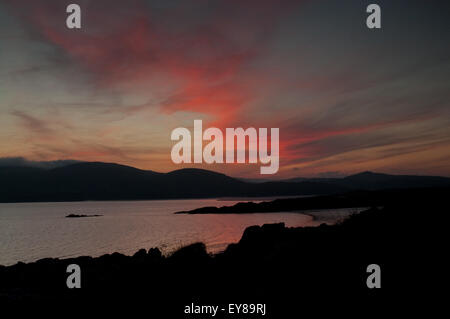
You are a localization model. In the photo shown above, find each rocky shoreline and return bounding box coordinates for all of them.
[1,188,446,315]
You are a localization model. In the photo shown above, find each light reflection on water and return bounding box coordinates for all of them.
[0,199,360,266]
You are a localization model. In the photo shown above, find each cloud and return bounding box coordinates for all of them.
[4,0,300,125]
[10,110,53,135]
[1,0,450,177]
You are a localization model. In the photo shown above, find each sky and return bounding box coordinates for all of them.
[1,0,449,178]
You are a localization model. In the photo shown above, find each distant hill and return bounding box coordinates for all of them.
[0,162,346,202]
[0,162,449,202]
[283,171,450,190]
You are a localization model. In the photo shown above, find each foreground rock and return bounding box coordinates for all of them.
[1,187,447,315]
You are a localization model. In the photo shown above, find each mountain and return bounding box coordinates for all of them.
[0,163,449,203]
[340,171,450,189]
[0,162,346,202]
[282,171,450,190]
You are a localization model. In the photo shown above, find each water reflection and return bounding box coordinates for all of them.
[0,199,357,266]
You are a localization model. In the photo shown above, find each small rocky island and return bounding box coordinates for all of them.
[65,213,102,218]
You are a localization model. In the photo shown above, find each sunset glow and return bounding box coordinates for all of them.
[1,0,449,177]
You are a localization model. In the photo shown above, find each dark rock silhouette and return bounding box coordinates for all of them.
[169,243,210,264]
[132,249,147,260]
[1,187,446,315]
[65,214,102,218]
[147,247,162,260]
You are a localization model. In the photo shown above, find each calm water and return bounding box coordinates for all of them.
[0,199,357,266]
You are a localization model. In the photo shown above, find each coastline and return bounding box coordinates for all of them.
[174,187,446,215]
[0,204,400,315]
[0,192,443,314]
[1,205,378,268]
[300,207,369,222]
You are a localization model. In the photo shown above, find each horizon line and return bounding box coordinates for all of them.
[1,157,450,179]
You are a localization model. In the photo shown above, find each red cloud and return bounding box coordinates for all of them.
[6,0,298,127]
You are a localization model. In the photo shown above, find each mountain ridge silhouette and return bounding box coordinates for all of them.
[1,161,449,202]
